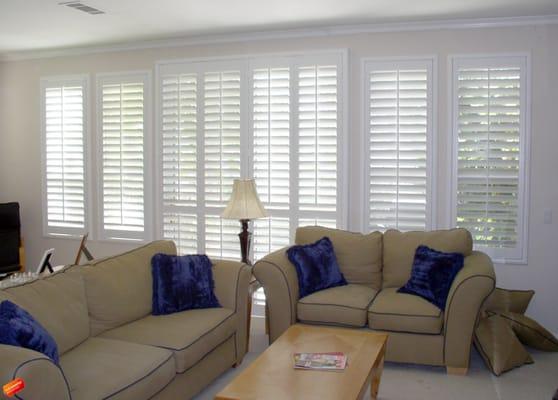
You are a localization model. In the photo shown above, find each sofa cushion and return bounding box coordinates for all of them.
[99,307,237,373]
[82,240,177,335]
[382,228,473,288]
[60,337,175,400]
[0,300,59,363]
[287,237,347,298]
[151,254,221,315]
[0,267,89,355]
[297,284,378,327]
[368,288,443,334]
[295,226,383,290]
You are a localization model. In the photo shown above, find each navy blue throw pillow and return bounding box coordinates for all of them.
[0,300,59,364]
[151,254,221,315]
[287,237,347,298]
[398,245,464,310]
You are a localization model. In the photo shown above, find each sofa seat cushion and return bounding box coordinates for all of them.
[368,288,443,334]
[100,307,237,373]
[60,337,175,400]
[297,284,378,327]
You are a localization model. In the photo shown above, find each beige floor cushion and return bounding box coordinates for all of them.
[368,288,443,334]
[297,284,378,327]
[295,226,383,290]
[60,337,175,400]
[474,314,534,376]
[100,307,237,373]
[482,288,534,316]
[499,311,558,352]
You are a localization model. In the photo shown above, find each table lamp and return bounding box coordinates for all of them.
[222,179,267,265]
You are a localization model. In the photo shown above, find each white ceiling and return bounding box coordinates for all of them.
[1,0,558,55]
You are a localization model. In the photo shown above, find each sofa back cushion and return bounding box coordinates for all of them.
[0,267,89,355]
[295,226,383,290]
[382,228,473,288]
[82,240,176,336]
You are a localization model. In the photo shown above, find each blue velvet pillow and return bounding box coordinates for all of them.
[151,254,221,315]
[398,245,464,310]
[0,300,59,363]
[287,237,347,298]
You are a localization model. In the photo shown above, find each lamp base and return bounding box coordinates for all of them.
[239,219,252,265]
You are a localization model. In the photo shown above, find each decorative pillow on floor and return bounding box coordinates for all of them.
[151,254,221,315]
[0,300,59,363]
[287,236,347,298]
[397,245,464,310]
[499,311,558,352]
[474,313,533,376]
[482,288,534,316]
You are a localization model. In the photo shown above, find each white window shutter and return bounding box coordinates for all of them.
[452,55,528,262]
[41,76,88,236]
[98,74,150,241]
[203,70,242,259]
[298,64,338,214]
[252,67,291,259]
[160,73,199,254]
[364,59,433,232]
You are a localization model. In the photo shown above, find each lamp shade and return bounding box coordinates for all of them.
[222,179,267,220]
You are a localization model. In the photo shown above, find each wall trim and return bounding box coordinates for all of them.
[1,14,558,62]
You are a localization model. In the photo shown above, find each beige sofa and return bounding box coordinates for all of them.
[0,240,251,399]
[254,226,496,375]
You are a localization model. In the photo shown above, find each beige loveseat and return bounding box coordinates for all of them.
[254,227,496,375]
[0,240,251,399]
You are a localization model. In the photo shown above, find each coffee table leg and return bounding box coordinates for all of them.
[370,354,385,400]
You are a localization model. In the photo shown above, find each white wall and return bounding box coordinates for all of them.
[1,24,557,332]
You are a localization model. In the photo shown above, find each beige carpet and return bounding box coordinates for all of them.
[194,313,558,400]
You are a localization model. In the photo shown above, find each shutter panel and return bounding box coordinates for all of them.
[252,67,291,259]
[298,65,338,215]
[204,70,241,206]
[366,62,431,232]
[43,80,87,235]
[203,70,241,259]
[456,65,522,251]
[161,73,198,254]
[100,79,146,239]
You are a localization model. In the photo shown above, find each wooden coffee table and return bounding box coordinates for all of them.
[215,324,388,400]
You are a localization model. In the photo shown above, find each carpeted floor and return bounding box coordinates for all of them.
[194,308,558,400]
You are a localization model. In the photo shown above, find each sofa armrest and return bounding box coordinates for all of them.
[0,344,71,400]
[253,247,299,343]
[443,251,496,371]
[212,259,252,363]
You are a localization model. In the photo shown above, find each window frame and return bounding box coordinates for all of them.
[360,56,437,233]
[40,74,91,238]
[155,50,348,257]
[448,53,531,264]
[95,70,154,243]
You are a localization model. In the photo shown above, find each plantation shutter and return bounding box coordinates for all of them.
[453,56,528,261]
[203,70,242,259]
[298,64,338,216]
[42,77,88,236]
[160,73,199,254]
[364,60,433,232]
[252,66,291,260]
[99,74,149,240]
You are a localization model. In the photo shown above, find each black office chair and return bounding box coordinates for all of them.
[0,202,25,274]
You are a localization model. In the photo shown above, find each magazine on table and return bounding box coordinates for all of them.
[293,352,347,371]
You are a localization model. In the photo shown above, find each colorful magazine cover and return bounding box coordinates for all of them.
[293,352,347,371]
